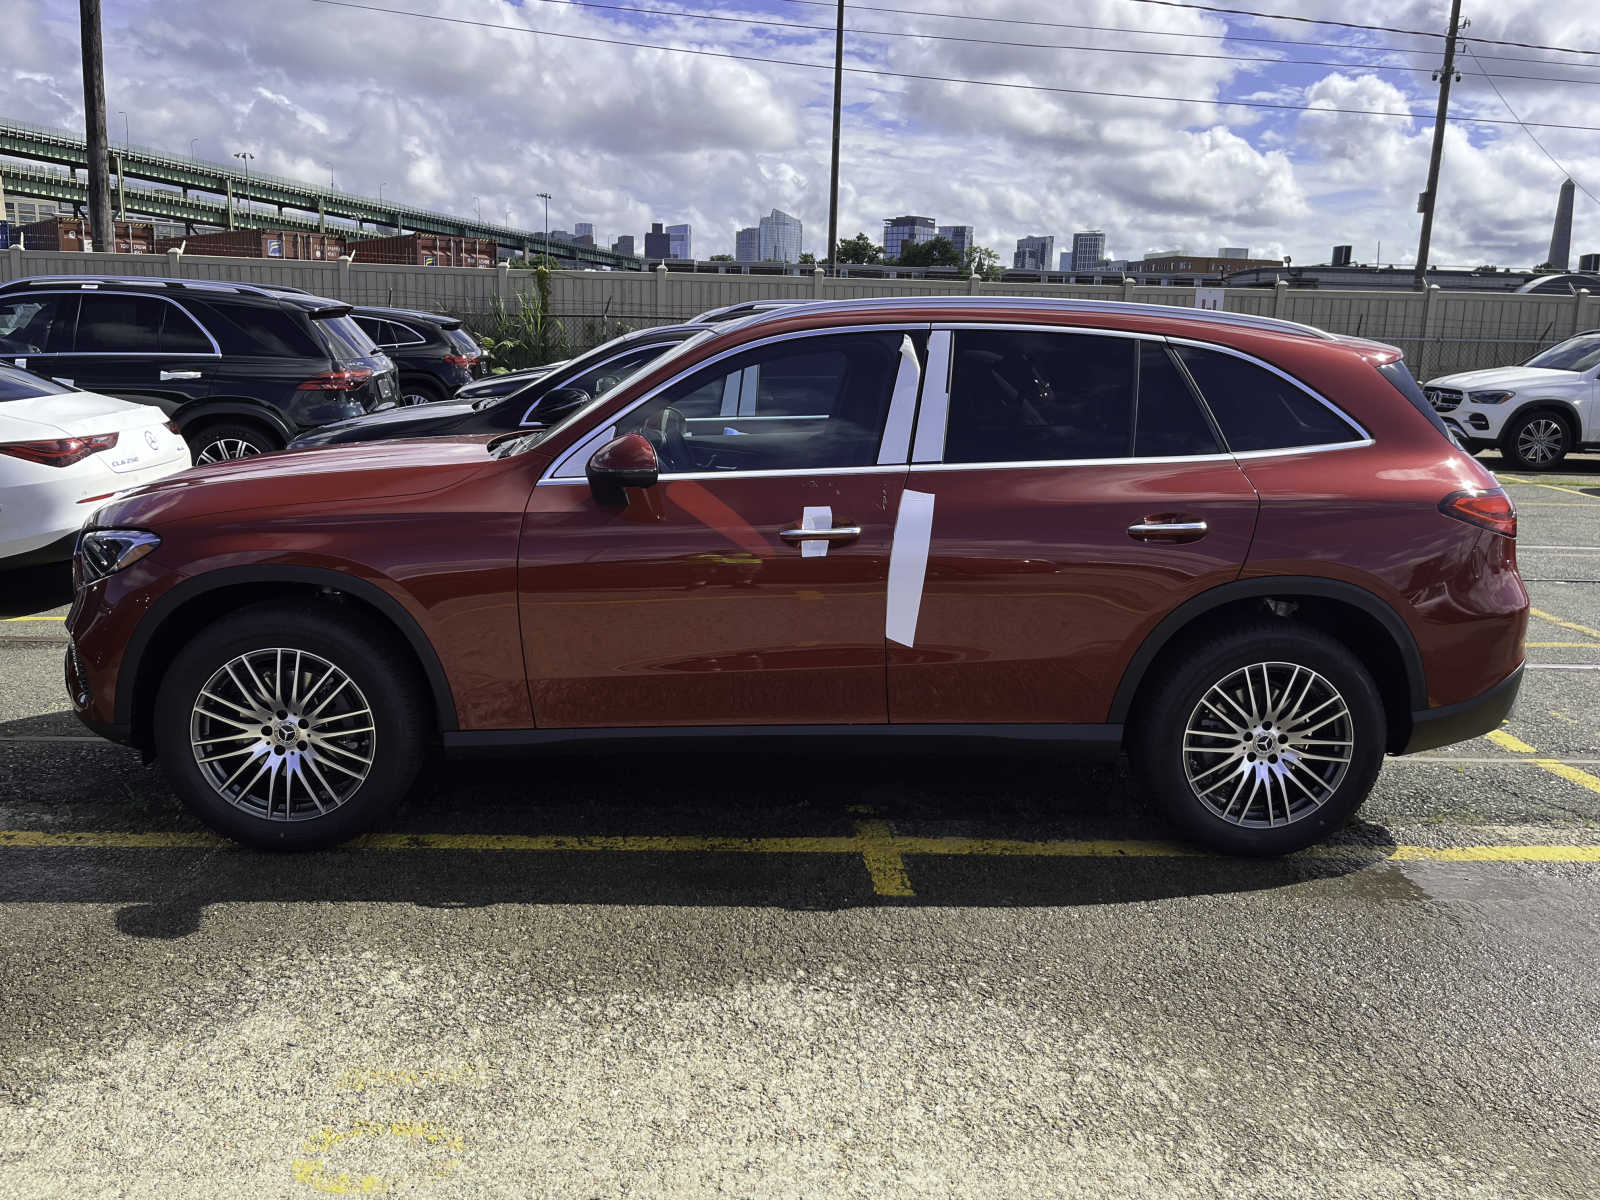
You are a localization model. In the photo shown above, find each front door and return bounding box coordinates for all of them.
[887,326,1261,725]
[519,327,925,728]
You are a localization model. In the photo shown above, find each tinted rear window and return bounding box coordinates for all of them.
[316,314,381,363]
[188,300,322,357]
[0,363,71,400]
[1376,360,1454,443]
[445,327,479,354]
[1175,346,1362,452]
[75,293,165,353]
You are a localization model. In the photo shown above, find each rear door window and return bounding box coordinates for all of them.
[944,329,1134,462]
[74,293,165,353]
[0,295,75,356]
[1135,343,1220,457]
[1174,345,1362,452]
[158,303,214,354]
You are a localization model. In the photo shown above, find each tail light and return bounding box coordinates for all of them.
[164,420,180,435]
[1439,488,1516,538]
[443,353,476,367]
[297,368,374,391]
[0,432,119,468]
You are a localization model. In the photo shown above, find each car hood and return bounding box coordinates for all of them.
[90,435,499,529]
[1427,366,1579,390]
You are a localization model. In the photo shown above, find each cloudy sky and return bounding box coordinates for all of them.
[3,0,1598,267]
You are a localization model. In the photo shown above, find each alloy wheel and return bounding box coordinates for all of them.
[189,647,375,821]
[196,437,261,464]
[1181,661,1354,828]
[1516,417,1565,465]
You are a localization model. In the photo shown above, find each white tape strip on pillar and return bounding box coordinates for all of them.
[885,489,935,647]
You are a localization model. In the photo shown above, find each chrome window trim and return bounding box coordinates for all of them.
[1163,334,1372,447]
[904,441,1372,473]
[537,463,909,486]
[541,323,932,481]
[0,288,222,358]
[519,341,688,428]
[877,333,924,465]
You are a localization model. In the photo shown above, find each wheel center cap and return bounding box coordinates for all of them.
[278,721,298,742]
[1255,731,1276,754]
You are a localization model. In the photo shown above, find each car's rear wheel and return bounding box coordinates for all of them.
[1501,410,1572,471]
[153,603,427,849]
[398,378,446,406]
[1130,623,1386,855]
[189,422,280,464]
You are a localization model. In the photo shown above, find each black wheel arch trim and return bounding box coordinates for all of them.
[173,402,293,443]
[1107,575,1428,724]
[1501,399,1579,443]
[114,565,459,734]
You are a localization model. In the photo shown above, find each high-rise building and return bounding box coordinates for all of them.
[937,224,973,261]
[1071,230,1106,272]
[883,215,935,262]
[574,221,595,246]
[667,223,692,259]
[735,226,760,263]
[643,222,670,259]
[1013,235,1055,271]
[758,209,803,263]
[611,235,636,256]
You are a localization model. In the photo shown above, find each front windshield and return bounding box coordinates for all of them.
[1527,333,1600,372]
[492,327,720,456]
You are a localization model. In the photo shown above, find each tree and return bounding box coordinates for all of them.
[709,253,734,262]
[896,236,962,268]
[966,244,1003,280]
[835,231,884,265]
[799,251,816,265]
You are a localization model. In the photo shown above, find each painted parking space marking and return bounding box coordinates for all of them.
[1486,728,1600,798]
[1529,608,1600,640]
[1499,477,1600,501]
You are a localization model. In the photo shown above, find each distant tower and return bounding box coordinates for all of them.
[1548,178,1576,270]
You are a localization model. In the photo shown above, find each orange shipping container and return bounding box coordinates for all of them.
[154,228,351,260]
[19,217,156,254]
[352,232,496,268]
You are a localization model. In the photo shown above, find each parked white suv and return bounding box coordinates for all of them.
[1424,331,1600,469]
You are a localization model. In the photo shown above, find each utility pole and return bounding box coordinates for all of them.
[824,0,844,272]
[78,0,113,253]
[1413,0,1464,291]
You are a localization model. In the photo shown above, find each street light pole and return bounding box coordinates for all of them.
[473,195,481,221]
[189,137,199,159]
[78,0,114,253]
[115,108,128,219]
[537,190,552,266]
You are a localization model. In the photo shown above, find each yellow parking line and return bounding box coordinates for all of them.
[1530,609,1600,641]
[2,829,1597,865]
[1,616,66,622]
[1486,729,1600,797]
[1501,478,1600,500]
[1526,642,1600,649]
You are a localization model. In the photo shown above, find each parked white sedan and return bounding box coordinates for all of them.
[0,364,192,565]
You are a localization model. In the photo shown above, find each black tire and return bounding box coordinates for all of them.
[1500,409,1573,472]
[152,602,428,849]
[1129,622,1386,856]
[398,377,446,406]
[187,421,281,464]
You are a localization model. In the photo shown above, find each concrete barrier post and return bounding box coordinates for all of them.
[969,271,982,296]
[497,260,512,309]
[813,265,825,298]
[166,247,184,277]
[1122,277,1136,302]
[1574,288,1591,337]
[336,254,352,301]
[1272,278,1288,317]
[1578,289,1597,337]
[1419,284,1443,378]
[654,262,668,319]
[4,244,23,282]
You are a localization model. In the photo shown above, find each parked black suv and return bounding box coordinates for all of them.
[0,276,398,461]
[289,323,704,447]
[350,305,484,406]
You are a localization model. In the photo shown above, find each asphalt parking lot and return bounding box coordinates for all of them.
[2,460,1599,1198]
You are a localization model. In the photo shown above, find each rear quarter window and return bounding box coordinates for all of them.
[316,315,382,363]
[189,300,322,358]
[1174,345,1363,452]
[1377,360,1455,443]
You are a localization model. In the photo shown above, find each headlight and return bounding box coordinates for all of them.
[76,529,161,584]
[1468,390,1515,404]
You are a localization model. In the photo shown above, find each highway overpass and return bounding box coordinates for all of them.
[0,118,641,270]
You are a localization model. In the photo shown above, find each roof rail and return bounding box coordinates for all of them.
[0,275,316,301]
[726,294,1338,341]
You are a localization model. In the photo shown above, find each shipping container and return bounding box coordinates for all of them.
[19,217,156,254]
[352,232,497,268]
[154,228,352,260]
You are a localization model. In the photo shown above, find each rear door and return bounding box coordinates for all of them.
[48,291,216,415]
[887,325,1260,725]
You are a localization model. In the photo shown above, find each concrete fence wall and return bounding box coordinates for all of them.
[4,246,1596,379]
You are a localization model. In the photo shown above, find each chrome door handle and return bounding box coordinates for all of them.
[160,369,202,381]
[1128,520,1208,542]
[780,525,862,543]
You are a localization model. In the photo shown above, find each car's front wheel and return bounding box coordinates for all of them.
[153,602,428,849]
[1501,409,1572,471]
[1131,623,1386,855]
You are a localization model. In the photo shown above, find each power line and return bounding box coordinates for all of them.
[1463,45,1600,208]
[308,0,1600,131]
[512,0,1600,88]
[775,0,1600,65]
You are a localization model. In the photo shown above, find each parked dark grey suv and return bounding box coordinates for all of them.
[350,305,484,406]
[0,276,398,461]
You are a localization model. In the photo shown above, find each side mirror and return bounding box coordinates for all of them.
[586,432,659,508]
[527,386,592,425]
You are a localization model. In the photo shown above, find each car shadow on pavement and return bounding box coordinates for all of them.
[0,560,72,617]
[0,730,1405,935]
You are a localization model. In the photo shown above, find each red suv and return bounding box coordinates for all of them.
[65,298,1527,855]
